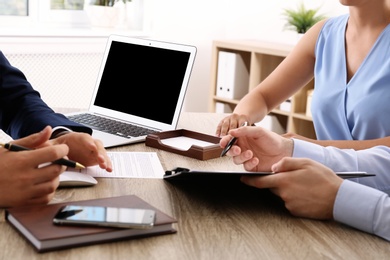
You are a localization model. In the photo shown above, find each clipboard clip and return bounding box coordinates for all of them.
[164,167,190,176]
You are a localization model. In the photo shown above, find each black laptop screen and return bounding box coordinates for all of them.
[93,40,191,124]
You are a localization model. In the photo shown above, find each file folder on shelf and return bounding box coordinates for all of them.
[216,51,249,99]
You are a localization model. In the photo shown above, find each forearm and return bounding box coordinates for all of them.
[292,135,390,150]
[293,139,390,192]
[233,91,269,125]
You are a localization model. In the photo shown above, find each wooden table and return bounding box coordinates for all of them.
[1,112,389,259]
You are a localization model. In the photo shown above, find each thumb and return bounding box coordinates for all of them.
[12,126,52,149]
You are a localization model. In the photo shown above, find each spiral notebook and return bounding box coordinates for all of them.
[66,35,197,148]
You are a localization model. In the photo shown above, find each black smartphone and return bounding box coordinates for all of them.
[53,205,156,229]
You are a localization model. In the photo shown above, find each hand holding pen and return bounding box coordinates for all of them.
[220,122,249,157]
[0,142,85,169]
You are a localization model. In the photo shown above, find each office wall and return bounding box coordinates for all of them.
[145,0,348,112]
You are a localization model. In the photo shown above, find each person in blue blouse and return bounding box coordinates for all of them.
[0,51,112,207]
[220,125,390,241]
[216,1,390,150]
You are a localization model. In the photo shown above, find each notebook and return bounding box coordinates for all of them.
[66,35,197,148]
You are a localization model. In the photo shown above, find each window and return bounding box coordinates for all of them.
[0,0,90,28]
[0,0,28,16]
[0,1,146,32]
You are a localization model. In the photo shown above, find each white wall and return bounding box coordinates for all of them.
[144,0,348,112]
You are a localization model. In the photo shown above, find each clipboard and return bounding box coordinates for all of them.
[145,129,223,160]
[163,167,375,181]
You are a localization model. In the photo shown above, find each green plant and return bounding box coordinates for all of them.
[283,3,326,34]
[88,0,131,6]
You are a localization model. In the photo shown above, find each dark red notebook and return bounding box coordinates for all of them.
[5,195,177,253]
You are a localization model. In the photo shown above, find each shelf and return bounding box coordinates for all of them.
[209,39,315,138]
[212,96,240,105]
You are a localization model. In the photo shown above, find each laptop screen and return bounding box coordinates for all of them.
[93,39,193,125]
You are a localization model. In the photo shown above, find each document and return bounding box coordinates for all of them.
[67,152,165,179]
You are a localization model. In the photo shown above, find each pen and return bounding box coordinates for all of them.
[220,122,248,157]
[0,142,85,169]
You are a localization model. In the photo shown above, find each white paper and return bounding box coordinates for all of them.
[160,136,215,151]
[65,152,165,179]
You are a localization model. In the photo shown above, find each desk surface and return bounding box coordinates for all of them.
[1,112,389,259]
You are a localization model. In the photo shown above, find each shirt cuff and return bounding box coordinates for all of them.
[50,126,73,139]
[334,180,383,234]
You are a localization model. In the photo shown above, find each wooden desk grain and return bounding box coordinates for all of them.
[1,112,389,259]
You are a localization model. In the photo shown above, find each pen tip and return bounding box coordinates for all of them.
[76,162,86,169]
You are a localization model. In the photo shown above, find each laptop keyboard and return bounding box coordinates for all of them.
[68,114,157,138]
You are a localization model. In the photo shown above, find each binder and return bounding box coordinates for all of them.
[216,51,249,99]
[215,102,233,113]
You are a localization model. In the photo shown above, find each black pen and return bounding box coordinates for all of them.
[0,142,85,169]
[220,122,248,157]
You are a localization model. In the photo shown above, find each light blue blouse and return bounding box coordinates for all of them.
[293,138,390,241]
[312,14,390,140]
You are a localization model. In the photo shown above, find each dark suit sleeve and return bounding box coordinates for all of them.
[0,51,92,139]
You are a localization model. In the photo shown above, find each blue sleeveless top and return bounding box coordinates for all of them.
[312,14,390,140]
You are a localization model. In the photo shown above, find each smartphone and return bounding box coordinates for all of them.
[53,205,156,229]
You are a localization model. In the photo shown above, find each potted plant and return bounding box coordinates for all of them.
[84,0,132,28]
[88,0,131,6]
[282,3,327,34]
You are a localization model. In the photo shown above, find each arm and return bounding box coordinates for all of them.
[293,139,390,192]
[283,132,390,150]
[0,51,92,139]
[0,51,112,172]
[241,157,390,242]
[222,125,390,191]
[215,20,327,136]
[223,126,390,240]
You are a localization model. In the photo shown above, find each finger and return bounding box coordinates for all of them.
[271,157,311,173]
[94,139,113,172]
[32,176,60,196]
[218,119,233,137]
[21,144,69,169]
[33,164,65,185]
[231,148,252,164]
[241,173,284,189]
[228,125,266,140]
[26,194,55,206]
[217,114,241,137]
[27,181,59,205]
[219,134,234,148]
[16,176,60,206]
[12,126,52,149]
[242,157,260,171]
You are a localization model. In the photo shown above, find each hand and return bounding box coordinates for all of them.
[241,157,343,219]
[0,126,68,207]
[49,132,113,172]
[220,126,293,171]
[216,113,251,137]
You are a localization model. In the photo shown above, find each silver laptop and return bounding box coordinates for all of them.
[66,35,197,148]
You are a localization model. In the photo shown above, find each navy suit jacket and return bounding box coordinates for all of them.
[0,51,92,139]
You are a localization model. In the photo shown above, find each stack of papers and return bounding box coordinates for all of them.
[60,152,165,186]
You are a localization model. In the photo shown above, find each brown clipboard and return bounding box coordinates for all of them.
[145,129,223,160]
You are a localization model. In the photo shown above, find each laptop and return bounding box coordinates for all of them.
[66,35,197,148]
